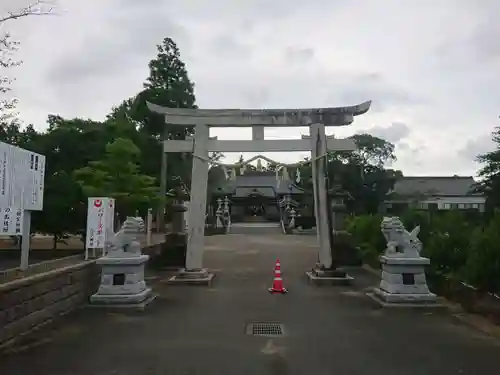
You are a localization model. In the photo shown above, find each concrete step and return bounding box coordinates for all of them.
[229,222,284,235]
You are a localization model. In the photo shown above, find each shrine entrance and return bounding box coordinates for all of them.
[246,202,265,217]
[244,197,266,221]
[148,100,371,284]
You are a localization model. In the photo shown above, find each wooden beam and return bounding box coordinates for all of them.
[148,101,371,127]
[163,138,356,153]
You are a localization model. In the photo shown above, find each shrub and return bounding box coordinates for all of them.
[424,211,473,279]
[346,214,385,267]
[463,211,500,294]
[400,209,432,245]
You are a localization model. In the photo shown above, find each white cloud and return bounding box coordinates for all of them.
[3,0,499,176]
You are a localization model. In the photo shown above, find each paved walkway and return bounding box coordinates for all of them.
[1,234,499,374]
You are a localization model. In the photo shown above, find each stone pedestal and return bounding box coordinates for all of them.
[306,263,353,285]
[369,255,439,307]
[91,254,155,309]
[167,268,215,286]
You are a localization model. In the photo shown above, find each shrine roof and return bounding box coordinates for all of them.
[212,171,304,196]
[388,176,482,197]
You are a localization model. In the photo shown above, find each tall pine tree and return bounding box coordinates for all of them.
[108,37,198,229]
[108,37,197,183]
[132,37,197,139]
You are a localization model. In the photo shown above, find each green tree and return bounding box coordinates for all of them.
[476,126,500,214]
[43,115,112,171]
[26,116,110,241]
[335,134,400,214]
[350,133,396,168]
[27,112,148,241]
[464,210,500,293]
[141,37,196,137]
[298,133,400,214]
[31,171,86,249]
[107,37,198,198]
[73,138,159,219]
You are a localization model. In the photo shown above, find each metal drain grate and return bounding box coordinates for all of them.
[246,322,284,337]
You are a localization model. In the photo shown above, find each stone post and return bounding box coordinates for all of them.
[306,124,353,285]
[309,123,332,268]
[169,124,214,285]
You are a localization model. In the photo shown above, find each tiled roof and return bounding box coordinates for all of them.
[389,176,481,197]
[213,171,304,196]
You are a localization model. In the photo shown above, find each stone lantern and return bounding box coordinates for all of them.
[169,184,189,234]
[330,190,348,233]
[156,182,190,269]
[329,185,360,267]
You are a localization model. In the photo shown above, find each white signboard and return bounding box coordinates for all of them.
[0,142,45,211]
[0,207,23,235]
[86,197,115,251]
[25,150,45,211]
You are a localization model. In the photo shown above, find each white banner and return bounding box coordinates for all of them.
[86,197,115,250]
[0,207,23,235]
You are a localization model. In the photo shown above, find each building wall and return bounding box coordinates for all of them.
[420,196,485,212]
[0,261,99,349]
[386,195,486,212]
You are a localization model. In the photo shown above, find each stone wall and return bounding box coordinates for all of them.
[0,260,99,349]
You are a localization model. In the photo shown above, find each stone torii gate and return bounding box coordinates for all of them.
[148,101,371,284]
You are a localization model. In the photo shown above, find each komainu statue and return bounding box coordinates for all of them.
[105,217,145,257]
[368,215,438,306]
[91,216,153,307]
[380,216,422,258]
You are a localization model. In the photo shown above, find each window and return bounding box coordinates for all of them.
[472,203,479,209]
[443,203,451,209]
[450,203,458,209]
[458,203,465,209]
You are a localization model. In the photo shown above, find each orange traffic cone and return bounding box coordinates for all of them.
[269,259,288,294]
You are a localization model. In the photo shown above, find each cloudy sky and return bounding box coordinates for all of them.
[3,0,499,176]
